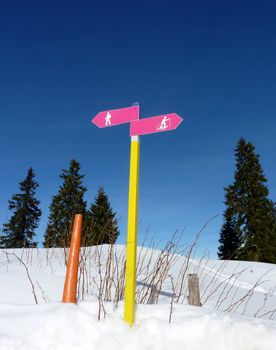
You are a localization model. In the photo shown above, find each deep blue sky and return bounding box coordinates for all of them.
[0,1,276,257]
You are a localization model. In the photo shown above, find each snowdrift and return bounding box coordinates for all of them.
[0,246,275,349]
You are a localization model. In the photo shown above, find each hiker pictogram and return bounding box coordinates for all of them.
[105,112,112,126]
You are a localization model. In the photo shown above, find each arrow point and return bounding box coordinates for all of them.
[91,113,103,128]
[175,114,183,125]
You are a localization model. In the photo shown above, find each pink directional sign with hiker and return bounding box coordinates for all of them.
[130,113,183,136]
[92,105,140,128]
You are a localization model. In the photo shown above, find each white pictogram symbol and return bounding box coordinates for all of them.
[105,112,112,126]
[156,116,170,131]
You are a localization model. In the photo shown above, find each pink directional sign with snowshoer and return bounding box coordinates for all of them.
[92,105,140,128]
[130,113,183,136]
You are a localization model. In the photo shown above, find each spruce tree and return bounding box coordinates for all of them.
[220,138,276,263]
[43,160,87,247]
[218,216,241,260]
[0,168,41,248]
[84,186,119,245]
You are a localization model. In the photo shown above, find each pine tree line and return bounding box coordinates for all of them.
[0,168,41,248]
[218,138,276,263]
[0,160,119,248]
[1,140,276,263]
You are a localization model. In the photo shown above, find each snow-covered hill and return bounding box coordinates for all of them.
[0,246,275,349]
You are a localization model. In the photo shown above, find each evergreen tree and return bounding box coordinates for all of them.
[84,186,119,245]
[0,168,41,248]
[218,215,241,260]
[220,138,276,263]
[43,160,87,247]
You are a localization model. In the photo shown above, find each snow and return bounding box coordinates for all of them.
[0,302,275,350]
[0,246,276,349]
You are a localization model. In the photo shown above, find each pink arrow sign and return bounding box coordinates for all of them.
[130,113,183,136]
[92,105,140,128]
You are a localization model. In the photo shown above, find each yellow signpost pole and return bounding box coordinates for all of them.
[91,103,182,326]
[124,135,140,325]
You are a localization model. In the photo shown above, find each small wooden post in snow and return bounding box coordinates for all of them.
[148,284,158,304]
[188,273,202,306]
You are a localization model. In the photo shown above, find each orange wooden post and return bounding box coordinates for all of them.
[62,214,83,303]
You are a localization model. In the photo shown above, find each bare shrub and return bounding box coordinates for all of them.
[3,251,38,304]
